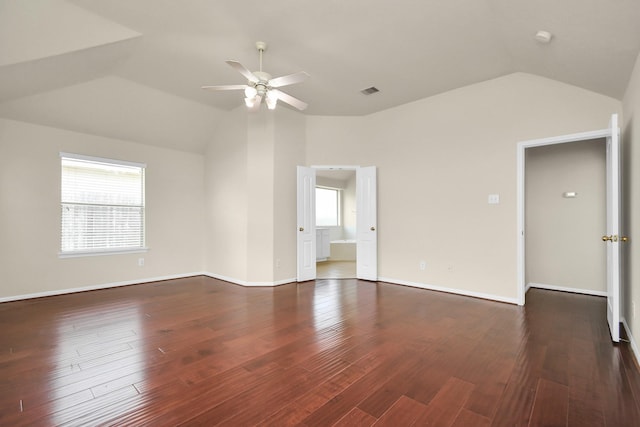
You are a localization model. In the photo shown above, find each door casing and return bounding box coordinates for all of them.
[516,115,620,328]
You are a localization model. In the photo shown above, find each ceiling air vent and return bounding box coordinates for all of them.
[361,86,380,95]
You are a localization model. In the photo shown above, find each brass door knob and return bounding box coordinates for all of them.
[370,226,376,231]
[622,236,629,242]
[299,227,304,232]
[602,235,612,242]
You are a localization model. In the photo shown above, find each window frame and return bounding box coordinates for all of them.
[59,152,148,258]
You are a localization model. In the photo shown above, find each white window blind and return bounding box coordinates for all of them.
[60,153,146,256]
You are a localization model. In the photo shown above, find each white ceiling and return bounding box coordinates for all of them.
[1,0,639,152]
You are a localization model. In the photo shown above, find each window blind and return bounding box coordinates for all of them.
[60,153,146,255]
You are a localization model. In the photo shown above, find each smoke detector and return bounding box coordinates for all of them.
[535,30,553,44]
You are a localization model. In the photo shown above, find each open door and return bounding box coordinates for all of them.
[356,166,377,281]
[297,166,316,281]
[604,114,621,342]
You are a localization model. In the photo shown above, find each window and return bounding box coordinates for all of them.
[60,153,146,256]
[316,187,340,226]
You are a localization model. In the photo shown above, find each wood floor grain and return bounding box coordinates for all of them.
[0,276,638,426]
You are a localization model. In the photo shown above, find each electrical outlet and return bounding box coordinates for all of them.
[419,261,426,270]
[138,258,144,267]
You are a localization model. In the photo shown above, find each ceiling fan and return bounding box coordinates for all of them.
[202,41,310,111]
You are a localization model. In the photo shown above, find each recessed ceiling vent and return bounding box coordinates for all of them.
[361,86,380,95]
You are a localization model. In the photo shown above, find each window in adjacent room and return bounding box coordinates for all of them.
[316,186,341,226]
[60,153,146,256]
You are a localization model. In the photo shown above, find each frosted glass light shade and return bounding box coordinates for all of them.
[244,86,257,98]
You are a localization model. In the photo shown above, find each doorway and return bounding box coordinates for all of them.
[315,169,357,279]
[297,165,377,282]
[516,114,621,342]
[524,140,606,296]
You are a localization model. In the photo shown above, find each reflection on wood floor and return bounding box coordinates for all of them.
[0,277,639,425]
[317,260,356,279]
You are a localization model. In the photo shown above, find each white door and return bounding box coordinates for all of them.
[297,166,316,281]
[356,166,377,281]
[605,114,621,342]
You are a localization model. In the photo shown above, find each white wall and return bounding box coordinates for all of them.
[622,52,640,353]
[306,72,621,301]
[525,140,606,294]
[0,118,205,300]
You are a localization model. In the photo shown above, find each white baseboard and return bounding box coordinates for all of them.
[377,277,518,305]
[5,274,568,306]
[0,272,300,303]
[621,317,640,365]
[527,282,607,297]
[202,272,296,287]
[0,272,207,303]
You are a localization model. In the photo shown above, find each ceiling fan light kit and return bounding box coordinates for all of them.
[202,41,309,111]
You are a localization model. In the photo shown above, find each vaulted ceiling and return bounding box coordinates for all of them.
[1,0,639,152]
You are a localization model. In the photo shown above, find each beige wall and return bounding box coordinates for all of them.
[525,140,606,294]
[204,108,249,281]
[273,108,306,282]
[0,118,205,300]
[306,72,621,301]
[622,52,640,350]
[204,106,305,285]
[0,71,627,308]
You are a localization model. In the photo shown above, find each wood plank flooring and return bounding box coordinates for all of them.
[0,276,639,426]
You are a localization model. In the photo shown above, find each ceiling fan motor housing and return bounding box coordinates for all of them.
[252,71,272,95]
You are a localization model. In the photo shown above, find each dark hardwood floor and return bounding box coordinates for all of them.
[1,276,639,426]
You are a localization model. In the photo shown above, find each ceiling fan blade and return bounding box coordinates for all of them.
[268,71,310,88]
[248,94,263,112]
[226,60,259,83]
[201,84,248,91]
[270,89,308,111]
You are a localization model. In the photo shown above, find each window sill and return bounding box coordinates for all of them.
[58,247,149,259]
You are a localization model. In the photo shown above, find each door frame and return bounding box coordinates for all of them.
[516,127,612,306]
[297,165,377,281]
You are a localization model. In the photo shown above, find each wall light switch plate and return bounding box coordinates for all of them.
[488,194,500,204]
